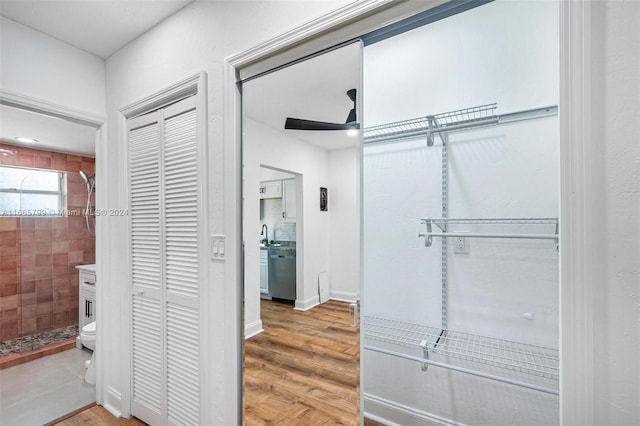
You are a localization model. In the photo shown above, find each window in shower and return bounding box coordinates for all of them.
[0,166,63,216]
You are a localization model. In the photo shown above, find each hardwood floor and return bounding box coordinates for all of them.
[50,404,147,425]
[244,299,360,425]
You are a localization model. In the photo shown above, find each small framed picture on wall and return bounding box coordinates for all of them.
[320,187,328,211]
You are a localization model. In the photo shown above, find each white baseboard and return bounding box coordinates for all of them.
[364,393,459,426]
[245,320,263,339]
[329,290,360,303]
[103,387,123,418]
[294,294,319,311]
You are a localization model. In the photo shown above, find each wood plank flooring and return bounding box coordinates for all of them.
[244,299,360,425]
[51,404,147,425]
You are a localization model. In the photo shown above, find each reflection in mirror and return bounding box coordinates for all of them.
[241,42,362,423]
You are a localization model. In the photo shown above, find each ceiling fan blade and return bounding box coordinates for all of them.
[284,88,359,131]
[285,117,359,131]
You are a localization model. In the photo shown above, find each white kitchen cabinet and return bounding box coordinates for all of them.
[260,249,269,295]
[282,178,296,223]
[76,264,96,348]
[259,179,282,199]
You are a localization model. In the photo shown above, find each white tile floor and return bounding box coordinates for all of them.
[0,348,95,426]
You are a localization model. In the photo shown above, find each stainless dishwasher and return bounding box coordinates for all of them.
[268,249,296,302]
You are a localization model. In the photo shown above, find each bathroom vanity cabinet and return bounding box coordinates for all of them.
[76,264,96,348]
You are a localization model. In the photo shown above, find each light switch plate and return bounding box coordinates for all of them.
[211,235,225,261]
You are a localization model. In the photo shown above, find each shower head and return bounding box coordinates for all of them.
[79,170,95,184]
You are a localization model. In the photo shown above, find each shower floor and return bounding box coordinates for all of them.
[0,325,78,358]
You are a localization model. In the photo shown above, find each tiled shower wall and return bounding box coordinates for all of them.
[0,143,95,341]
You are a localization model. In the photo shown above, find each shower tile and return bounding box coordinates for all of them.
[68,240,84,251]
[0,256,17,271]
[36,302,52,316]
[19,231,34,245]
[53,264,68,277]
[0,246,17,257]
[51,152,66,170]
[51,217,67,230]
[35,266,52,280]
[0,271,17,285]
[35,230,52,244]
[21,269,35,282]
[81,159,94,173]
[21,293,36,308]
[34,156,51,169]
[67,194,85,208]
[0,231,17,247]
[16,153,34,167]
[0,295,18,310]
[35,254,52,267]
[37,290,53,304]
[20,218,36,231]
[66,161,81,172]
[36,314,53,331]
[53,293,70,312]
[53,253,68,266]
[1,283,18,297]
[21,301,36,316]
[0,219,18,231]
[35,219,52,231]
[68,251,83,264]
[20,281,35,294]
[66,154,82,163]
[36,278,52,292]
[20,255,35,270]
[21,318,37,335]
[3,308,18,323]
[2,323,19,340]
[34,244,51,256]
[51,241,69,254]
[52,277,69,291]
[53,312,68,328]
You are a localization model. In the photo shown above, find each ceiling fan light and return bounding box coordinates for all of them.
[346,129,359,137]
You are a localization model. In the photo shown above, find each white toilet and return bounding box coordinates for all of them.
[80,321,96,385]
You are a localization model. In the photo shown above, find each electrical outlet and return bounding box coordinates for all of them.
[454,235,470,254]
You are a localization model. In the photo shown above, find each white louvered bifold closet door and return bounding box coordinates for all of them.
[128,95,201,426]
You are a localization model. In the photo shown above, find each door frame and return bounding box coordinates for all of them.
[0,89,107,405]
[224,0,594,424]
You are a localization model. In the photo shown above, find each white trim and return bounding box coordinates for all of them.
[103,387,123,419]
[364,393,460,426]
[294,295,320,311]
[244,320,264,339]
[559,1,594,424]
[329,291,360,303]
[0,89,105,126]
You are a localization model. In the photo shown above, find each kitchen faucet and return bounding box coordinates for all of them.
[261,224,269,244]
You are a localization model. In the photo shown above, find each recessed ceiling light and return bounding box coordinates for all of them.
[346,129,359,137]
[15,137,38,143]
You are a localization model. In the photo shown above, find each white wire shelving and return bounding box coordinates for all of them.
[363,316,559,395]
[419,217,559,249]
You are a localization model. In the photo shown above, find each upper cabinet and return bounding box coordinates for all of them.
[259,179,282,199]
[282,178,296,223]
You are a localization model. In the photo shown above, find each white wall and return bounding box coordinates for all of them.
[591,1,640,424]
[0,17,106,117]
[362,1,560,423]
[102,1,349,423]
[328,147,360,301]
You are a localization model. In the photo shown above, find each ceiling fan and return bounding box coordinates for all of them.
[284,88,359,131]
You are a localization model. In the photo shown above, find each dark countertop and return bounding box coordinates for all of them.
[260,241,296,252]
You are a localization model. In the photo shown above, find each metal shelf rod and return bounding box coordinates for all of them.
[364,345,559,396]
[422,232,558,240]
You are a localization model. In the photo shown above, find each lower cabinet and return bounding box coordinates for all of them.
[260,249,269,295]
[77,267,96,348]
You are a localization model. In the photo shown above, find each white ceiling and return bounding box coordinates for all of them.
[0,0,194,59]
[243,42,361,151]
[1,0,360,155]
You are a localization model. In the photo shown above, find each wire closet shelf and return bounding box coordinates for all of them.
[419,217,560,249]
[363,316,559,395]
[363,103,498,145]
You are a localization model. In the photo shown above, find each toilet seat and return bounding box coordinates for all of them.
[82,321,96,335]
